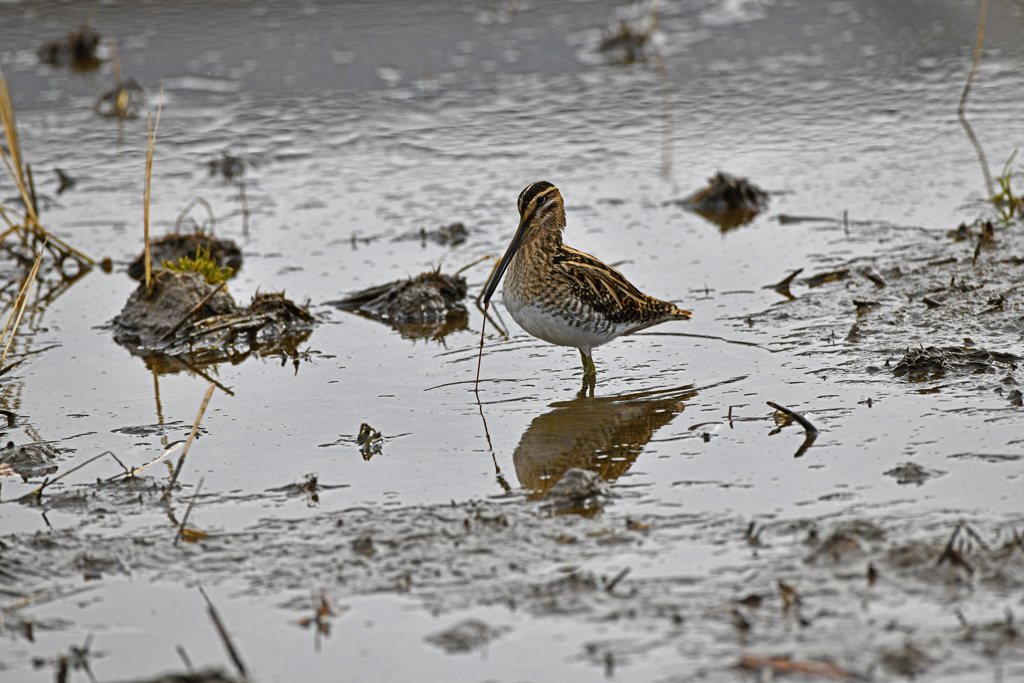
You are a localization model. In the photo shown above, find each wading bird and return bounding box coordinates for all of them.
[482,181,691,382]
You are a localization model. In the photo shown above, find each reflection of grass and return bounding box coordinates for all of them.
[163,246,234,285]
[992,149,1022,225]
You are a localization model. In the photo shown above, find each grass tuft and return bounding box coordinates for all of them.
[162,245,234,285]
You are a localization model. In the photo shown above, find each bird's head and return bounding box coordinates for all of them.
[483,181,565,304]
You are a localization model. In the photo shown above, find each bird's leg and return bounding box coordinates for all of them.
[579,349,597,377]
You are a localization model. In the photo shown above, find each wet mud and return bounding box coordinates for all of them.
[2,0,1024,681]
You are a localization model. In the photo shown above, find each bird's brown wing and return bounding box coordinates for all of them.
[553,246,691,329]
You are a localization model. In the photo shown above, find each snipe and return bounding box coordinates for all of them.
[483,181,690,381]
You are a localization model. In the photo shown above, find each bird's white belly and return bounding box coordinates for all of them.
[503,294,619,352]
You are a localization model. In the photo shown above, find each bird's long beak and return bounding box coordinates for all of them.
[482,213,531,304]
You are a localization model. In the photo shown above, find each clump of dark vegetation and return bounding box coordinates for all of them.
[327,269,468,341]
[598,3,659,65]
[675,171,770,230]
[128,232,242,281]
[599,21,652,65]
[208,151,246,181]
[38,21,101,72]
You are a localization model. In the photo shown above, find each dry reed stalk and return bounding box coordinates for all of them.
[164,383,215,498]
[143,96,164,296]
[0,66,25,193]
[0,241,46,372]
[0,68,95,265]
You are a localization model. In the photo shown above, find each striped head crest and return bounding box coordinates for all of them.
[517,181,556,215]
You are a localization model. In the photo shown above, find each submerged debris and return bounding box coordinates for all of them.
[357,423,383,460]
[0,442,61,481]
[543,468,610,515]
[884,462,945,486]
[676,172,770,230]
[425,618,508,654]
[208,152,246,181]
[127,232,243,281]
[739,655,857,681]
[95,78,144,119]
[39,23,101,71]
[393,222,468,247]
[892,346,1019,381]
[327,270,468,341]
[598,20,653,65]
[800,268,850,287]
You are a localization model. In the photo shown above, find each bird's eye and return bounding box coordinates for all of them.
[535,195,546,206]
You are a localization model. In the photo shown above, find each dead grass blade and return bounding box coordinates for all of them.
[0,240,46,372]
[19,450,121,502]
[0,65,26,196]
[143,93,164,296]
[164,383,216,499]
[105,440,185,481]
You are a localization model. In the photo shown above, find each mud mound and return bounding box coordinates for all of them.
[127,233,243,281]
[112,272,315,365]
[328,270,468,341]
[113,271,237,345]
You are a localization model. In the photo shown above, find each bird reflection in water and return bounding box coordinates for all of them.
[512,384,698,502]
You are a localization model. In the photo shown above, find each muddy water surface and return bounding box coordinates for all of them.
[2,1,1024,681]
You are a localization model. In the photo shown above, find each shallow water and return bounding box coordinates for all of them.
[2,0,1024,680]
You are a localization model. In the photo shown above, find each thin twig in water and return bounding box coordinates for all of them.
[455,253,494,276]
[606,567,631,593]
[164,384,216,498]
[199,586,249,682]
[175,645,194,673]
[106,440,184,481]
[21,451,119,502]
[174,477,204,546]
